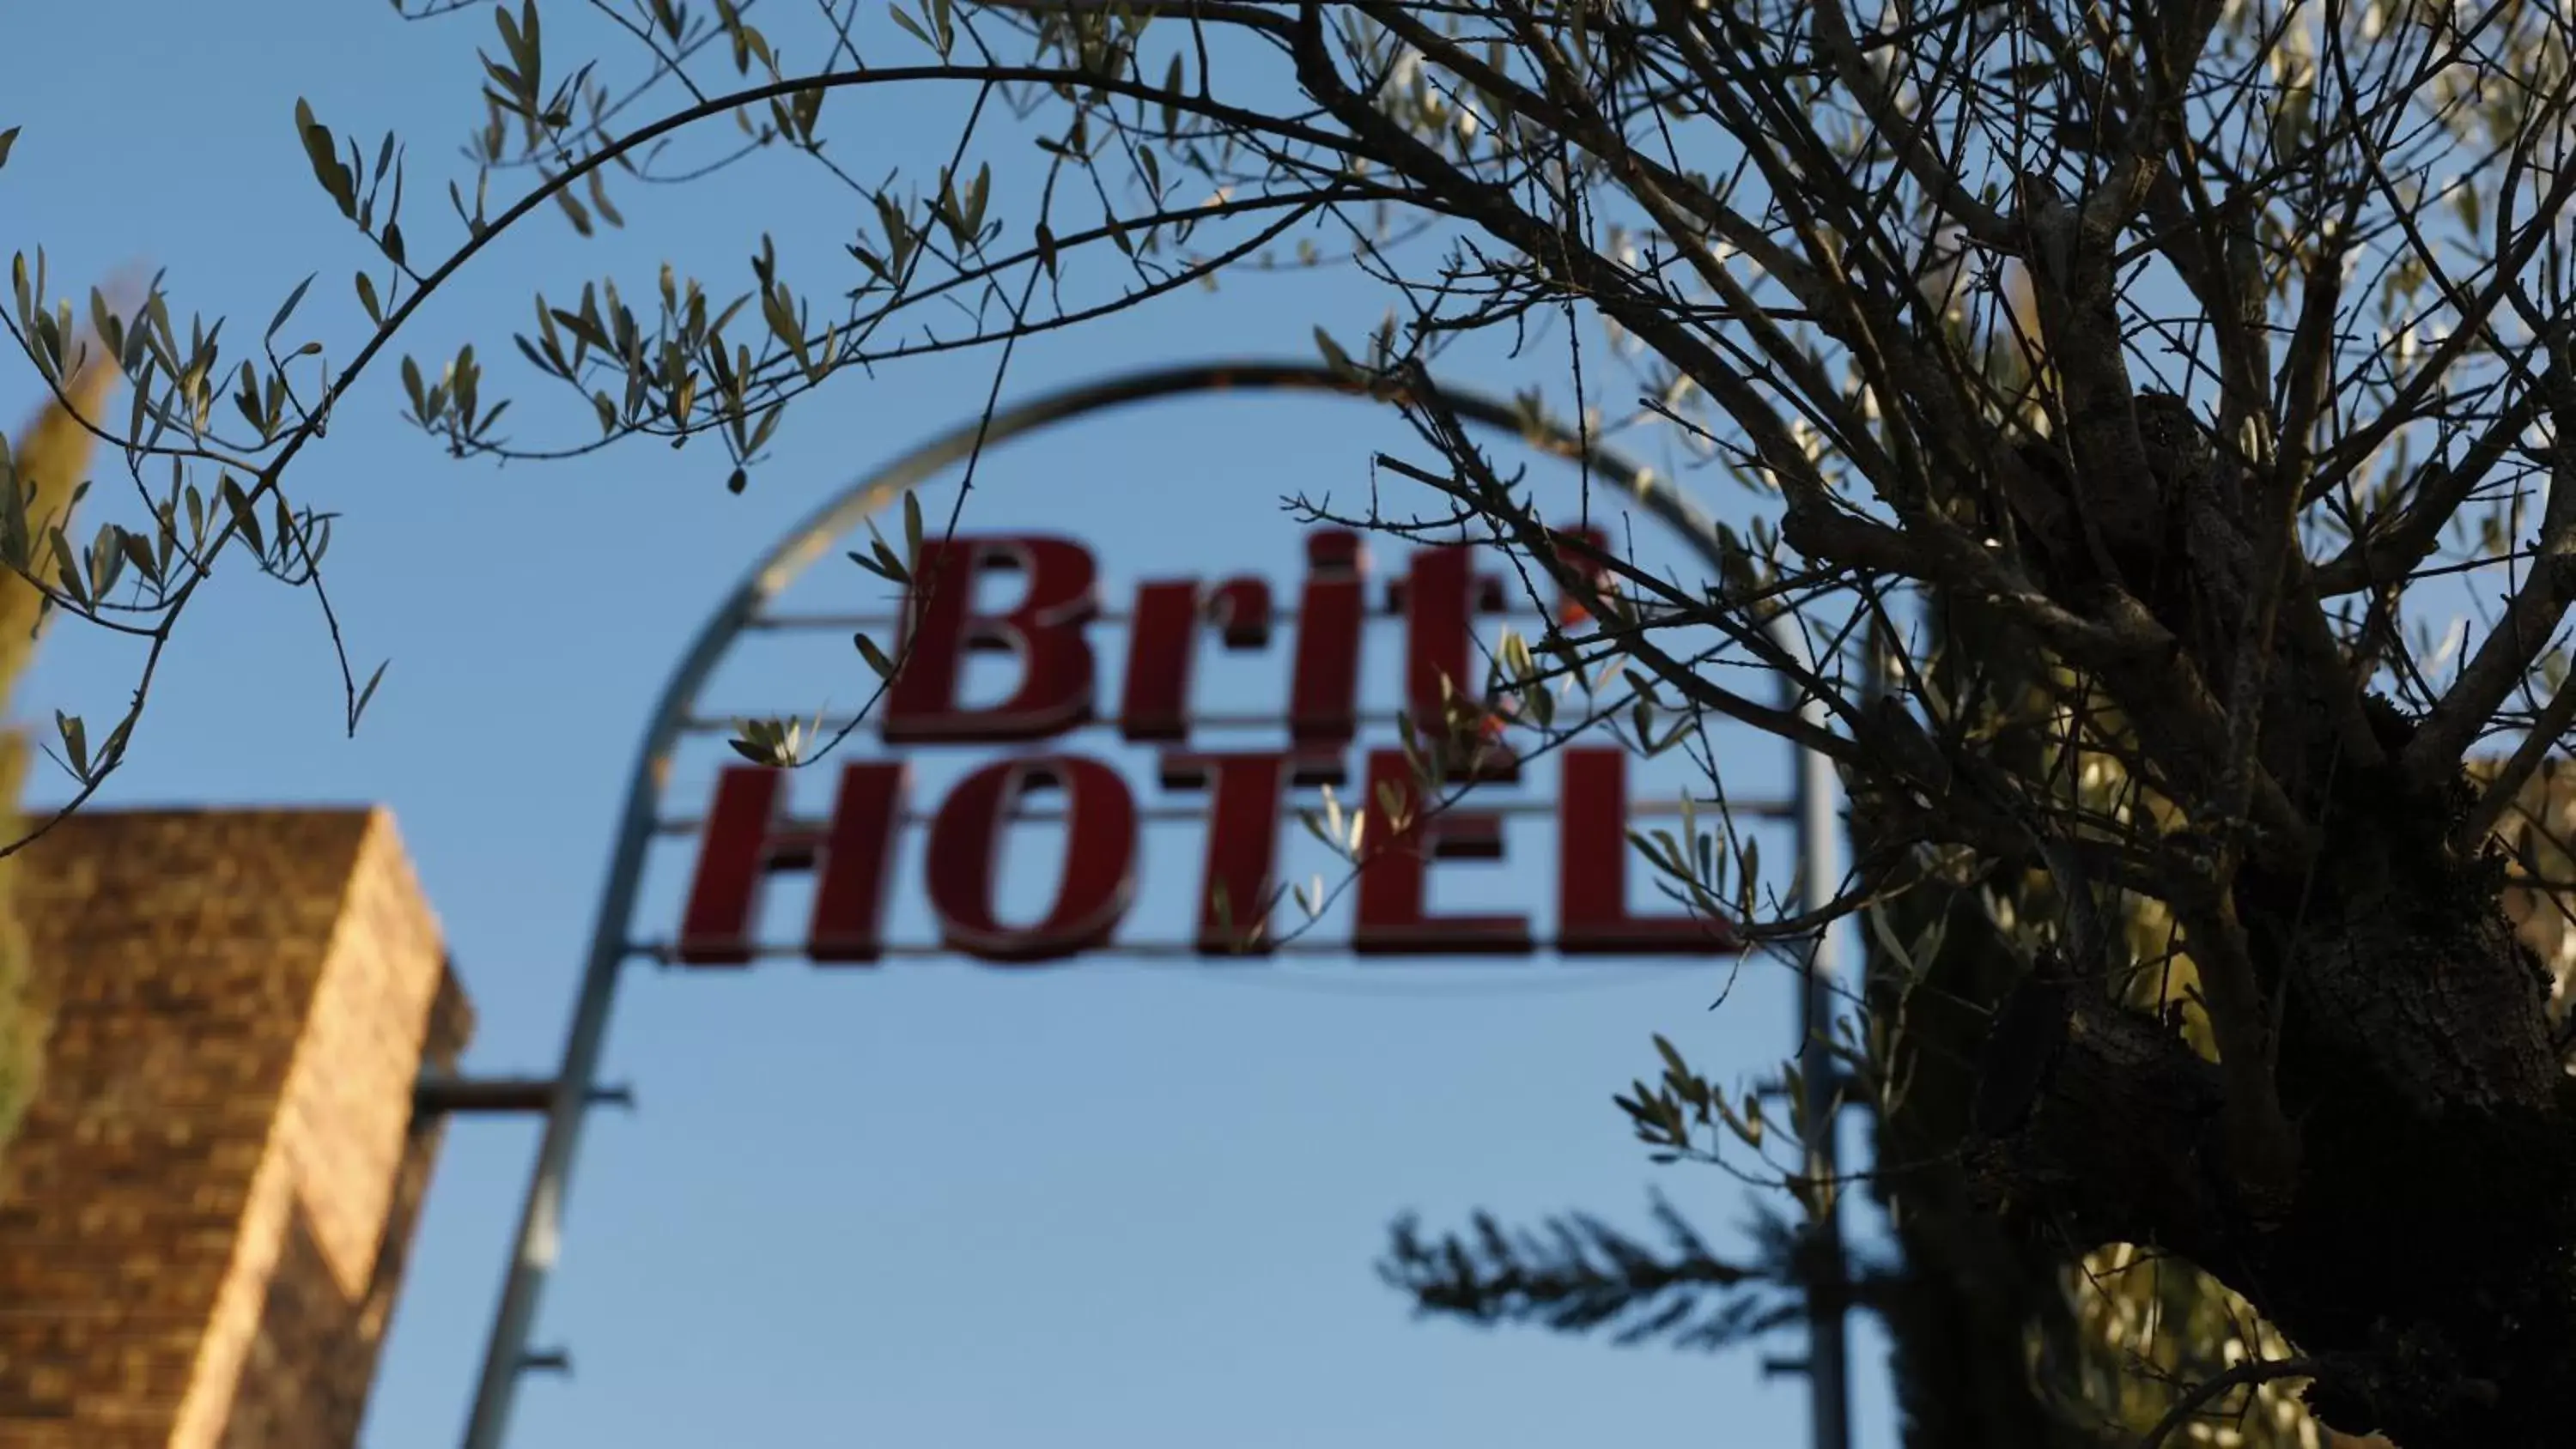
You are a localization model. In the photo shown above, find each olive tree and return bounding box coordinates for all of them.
[6,0,2576,1442]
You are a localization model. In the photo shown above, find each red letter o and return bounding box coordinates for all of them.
[926,755,1139,964]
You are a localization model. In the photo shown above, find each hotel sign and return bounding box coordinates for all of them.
[463,363,1783,1449]
[671,524,1741,966]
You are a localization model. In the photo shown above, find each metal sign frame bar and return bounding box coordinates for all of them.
[451,359,1850,1449]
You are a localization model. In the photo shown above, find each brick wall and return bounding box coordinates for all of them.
[0,808,472,1449]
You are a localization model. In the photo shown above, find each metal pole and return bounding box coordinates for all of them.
[1773,615,1852,1449]
[453,360,1743,1449]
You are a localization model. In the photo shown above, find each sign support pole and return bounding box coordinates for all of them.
[450,360,1849,1449]
[1775,617,1851,1449]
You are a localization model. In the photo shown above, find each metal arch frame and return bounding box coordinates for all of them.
[455,357,1848,1449]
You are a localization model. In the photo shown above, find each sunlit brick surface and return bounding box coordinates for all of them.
[0,809,471,1449]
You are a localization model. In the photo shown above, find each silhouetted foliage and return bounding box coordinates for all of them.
[1380,1193,1860,1350]
[10,0,2576,1442]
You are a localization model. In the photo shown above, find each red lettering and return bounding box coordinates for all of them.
[1208,576,1272,648]
[677,763,912,967]
[676,767,791,966]
[808,762,910,964]
[884,535,1100,743]
[1352,749,1531,955]
[1161,751,1294,955]
[1404,544,1473,735]
[1119,579,1202,743]
[1288,530,1367,776]
[1557,749,1737,954]
[926,755,1139,963]
[1550,524,1610,627]
[1403,544,1516,782]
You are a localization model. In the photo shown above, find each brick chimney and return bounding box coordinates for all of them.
[0,808,472,1449]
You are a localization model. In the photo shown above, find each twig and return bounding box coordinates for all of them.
[2135,1356,2324,1449]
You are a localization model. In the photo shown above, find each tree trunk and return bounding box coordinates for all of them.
[1963,737,2576,1448]
[1868,884,2119,1449]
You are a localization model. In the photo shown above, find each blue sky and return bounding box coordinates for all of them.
[4,3,1895,1446]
